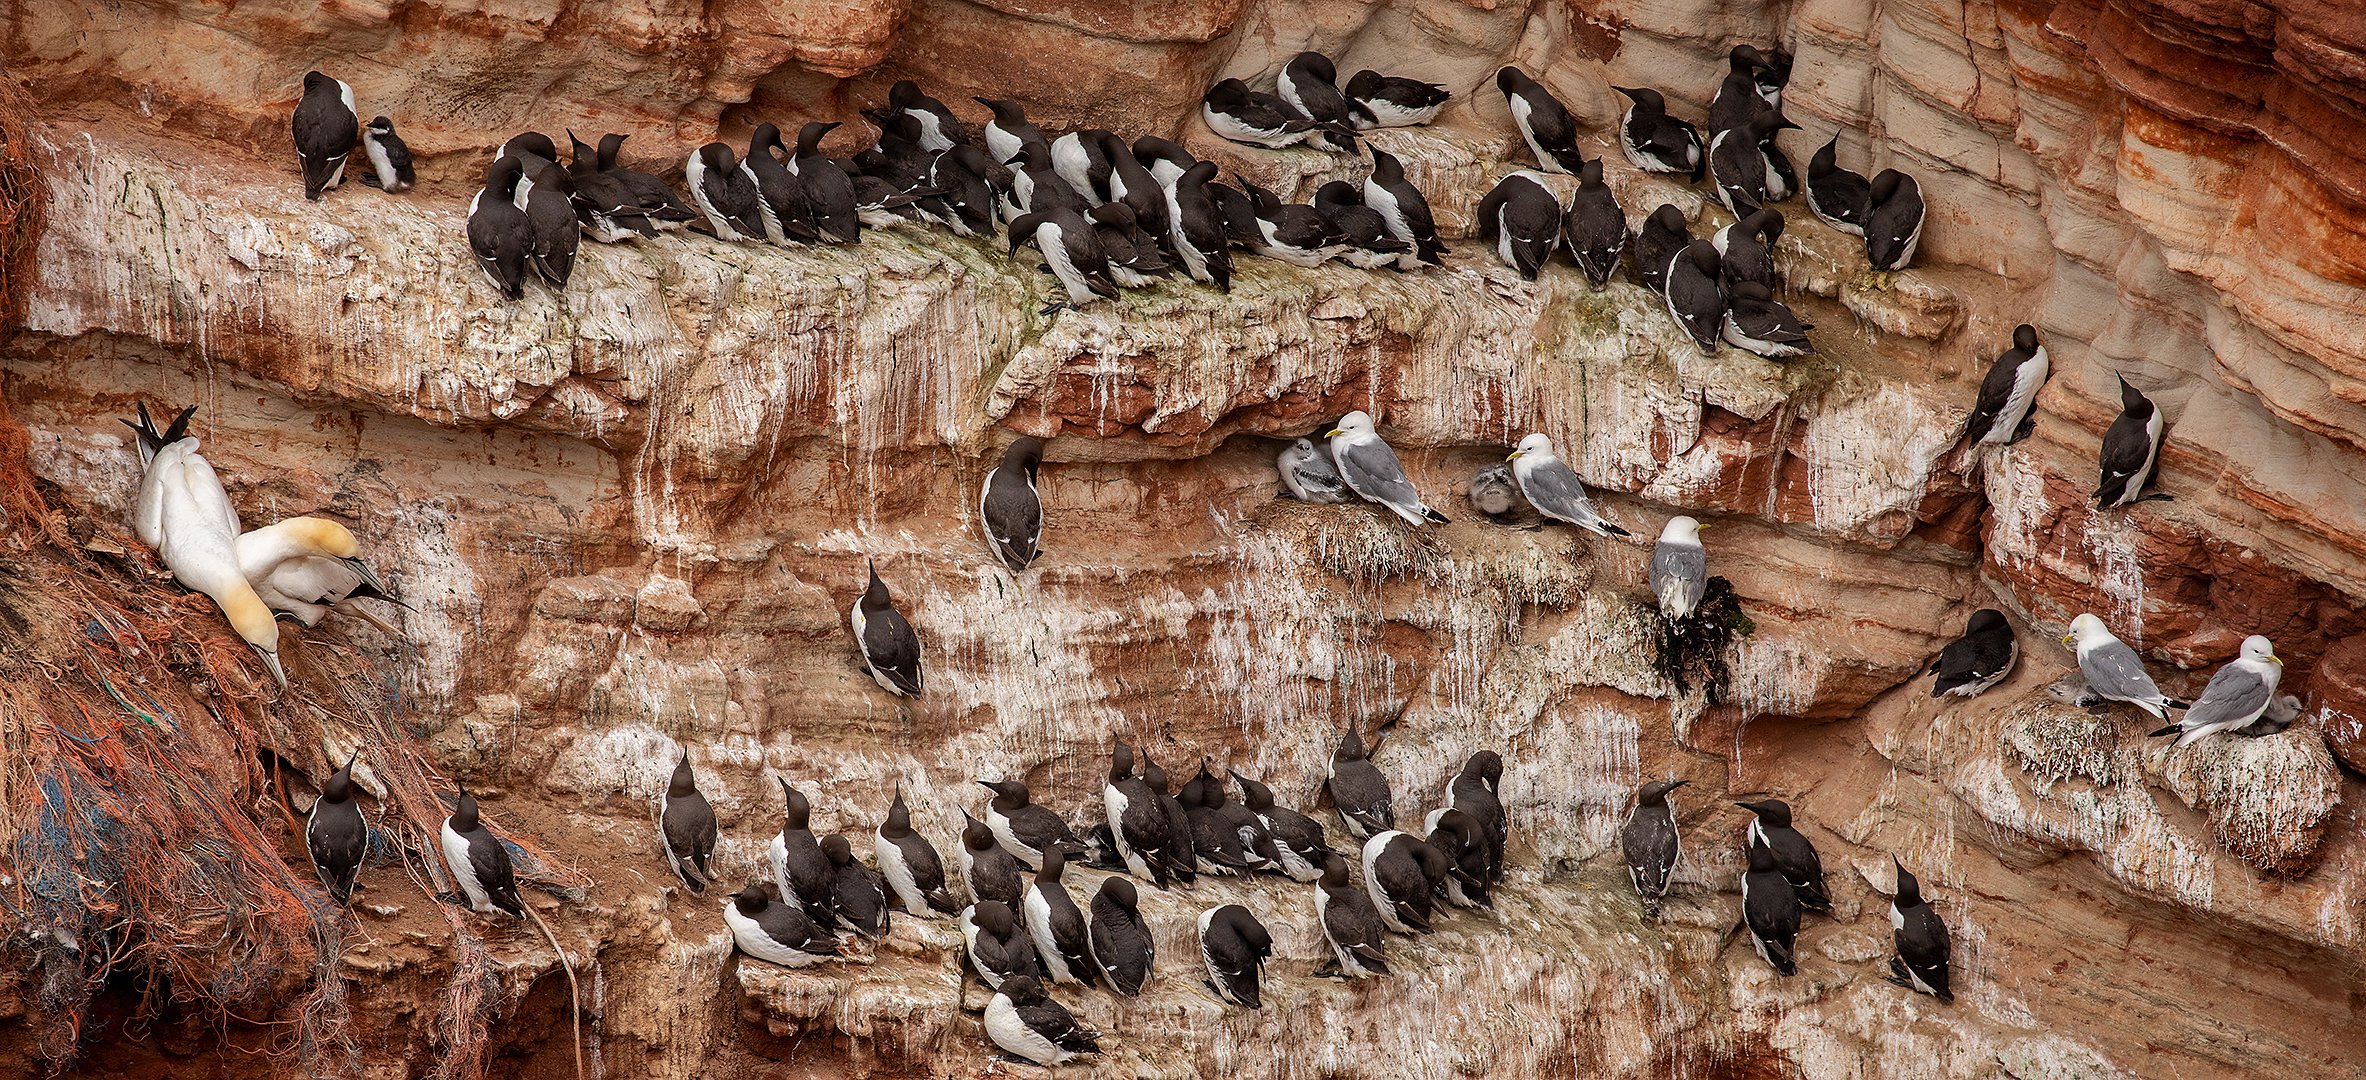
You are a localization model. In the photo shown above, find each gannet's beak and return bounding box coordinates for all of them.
[255,645,289,688]
[341,556,390,596]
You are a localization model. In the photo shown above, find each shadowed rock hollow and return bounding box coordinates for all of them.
[3,0,2365,1078]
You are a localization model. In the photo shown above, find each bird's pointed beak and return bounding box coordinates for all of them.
[341,556,389,596]
[1324,428,1342,438]
[2270,654,2284,665]
[977,780,1000,792]
[2060,633,2076,646]
[1506,450,1522,460]
[256,646,288,688]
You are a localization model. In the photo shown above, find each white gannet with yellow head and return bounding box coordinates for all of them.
[235,516,402,633]
[125,403,286,687]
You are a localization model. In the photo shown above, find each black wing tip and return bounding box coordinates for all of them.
[2148,723,2182,738]
[1602,522,1633,537]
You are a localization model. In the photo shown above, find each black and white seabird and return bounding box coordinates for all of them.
[1047,128,1113,205]
[741,123,817,245]
[518,157,579,288]
[1167,160,1234,291]
[1278,437,1351,504]
[963,899,1039,989]
[1101,133,1170,242]
[1963,324,2051,446]
[1088,876,1155,994]
[1736,799,1830,911]
[1232,770,1330,882]
[1741,833,1801,976]
[1088,202,1173,287]
[1101,740,1173,888]
[659,749,718,894]
[467,156,531,301]
[1714,208,1782,292]
[685,142,763,242]
[292,71,359,200]
[1620,779,1687,916]
[1722,282,1815,358]
[1887,859,1952,1002]
[1010,208,1118,311]
[1635,204,1692,295]
[1929,609,2018,699]
[1325,719,1395,839]
[2092,375,2169,508]
[1179,770,1255,875]
[962,811,1027,908]
[1469,463,1520,518]
[790,122,863,244]
[1496,67,1584,175]
[1312,181,1413,269]
[1003,142,1080,219]
[1360,830,1447,934]
[1420,807,1493,908]
[1314,852,1389,978]
[593,132,699,232]
[1509,433,1629,537]
[973,98,1042,166]
[1446,750,1507,883]
[979,438,1045,575]
[565,132,659,243]
[1864,169,1926,271]
[307,749,367,904]
[1198,904,1272,1008]
[1478,171,1564,280]
[823,834,891,939]
[1664,241,1727,353]
[985,975,1100,1066]
[857,109,938,189]
[1275,52,1362,153]
[725,884,838,968]
[2063,613,2183,721]
[440,785,523,918]
[1708,46,1779,135]
[2152,635,2282,749]
[1208,181,1266,251]
[1195,763,1277,872]
[1612,86,1705,180]
[886,79,968,152]
[1708,110,1796,216]
[1202,78,1316,149]
[1806,135,1871,236]
[1562,159,1627,290]
[1020,848,1098,988]
[1364,146,1447,269]
[850,561,923,697]
[980,778,1078,869]
[770,778,840,929]
[1241,183,1349,267]
[1650,516,1709,621]
[1345,69,1449,128]
[876,783,959,916]
[1139,755,1200,886]
[360,116,413,192]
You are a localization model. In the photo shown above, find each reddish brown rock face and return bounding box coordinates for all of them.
[3,1,2365,1078]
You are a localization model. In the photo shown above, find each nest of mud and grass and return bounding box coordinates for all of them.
[0,393,585,1078]
[1653,577,1753,704]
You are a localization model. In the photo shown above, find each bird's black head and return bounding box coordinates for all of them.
[484,154,526,196]
[1192,761,1227,807]
[367,116,395,135]
[1893,856,1924,907]
[1409,838,1452,882]
[1204,78,1251,107]
[1219,904,1272,956]
[973,97,1025,124]
[1684,241,1722,275]
[962,812,996,850]
[1108,739,1135,782]
[795,122,841,156]
[821,834,855,866]
[1730,281,1774,304]
[1613,86,1665,112]
[979,779,1029,810]
[2013,324,2041,353]
[974,900,1018,935]
[595,132,630,171]
[1746,832,1779,872]
[998,973,1046,1002]
[506,131,558,162]
[999,436,1043,478]
[882,781,913,836]
[888,79,922,109]
[2115,373,2152,416]
[1036,845,1069,882]
[322,748,360,802]
[1868,169,1906,204]
[1289,51,1338,84]
[1139,754,1171,793]
[1638,777,1689,806]
[1495,67,1530,96]
[733,884,770,914]
[1578,157,1605,187]
[1736,798,1794,827]
[1335,721,1368,762]
[1319,851,1353,887]
[1461,750,1503,791]
[697,142,735,172]
[1313,180,1360,215]
[860,559,891,609]
[1004,212,1047,256]
[667,749,699,798]
[1966,608,2009,635]
[777,777,811,831]
[303,71,334,93]
[1649,203,1689,236]
[1098,875,1139,912]
[1729,44,1769,73]
[450,784,481,832]
[749,122,785,157]
[1230,770,1273,811]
